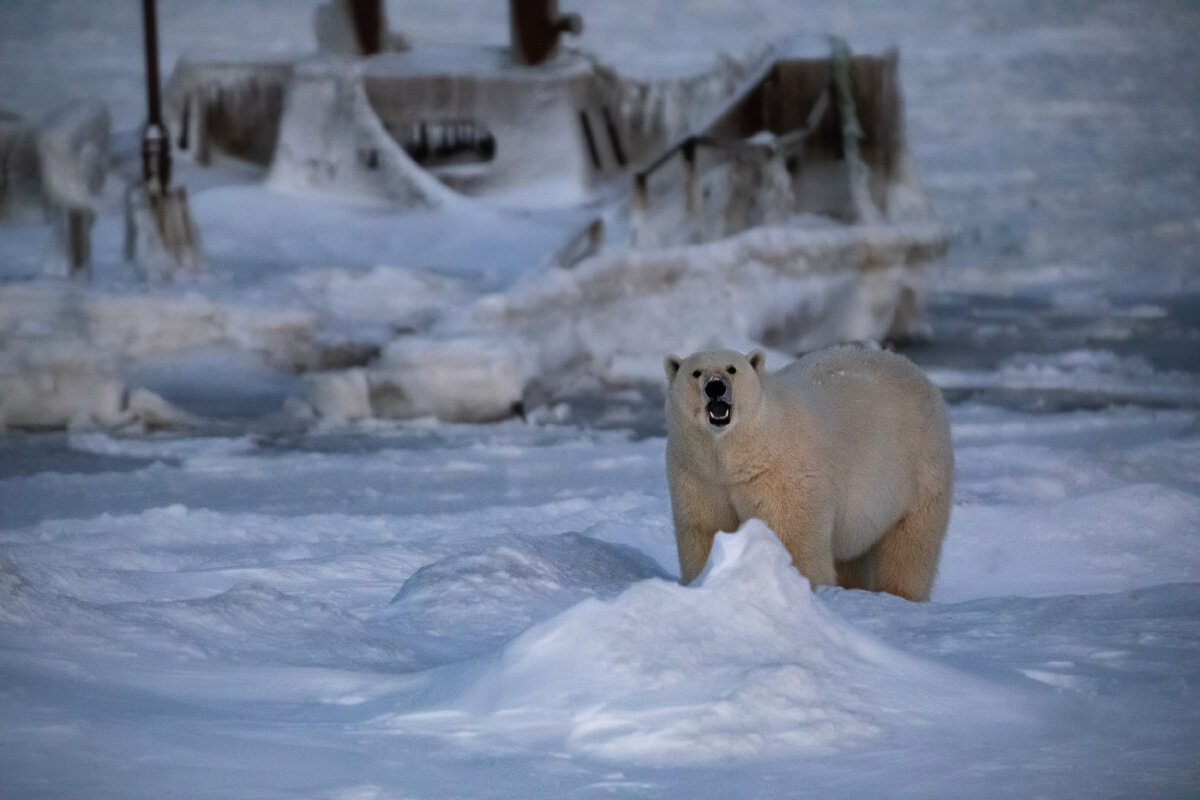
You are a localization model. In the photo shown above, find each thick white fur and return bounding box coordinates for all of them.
[664,345,953,601]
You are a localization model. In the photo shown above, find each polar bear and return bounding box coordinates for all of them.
[663,345,952,601]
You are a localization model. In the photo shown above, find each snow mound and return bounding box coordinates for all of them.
[370,532,667,664]
[373,520,1029,765]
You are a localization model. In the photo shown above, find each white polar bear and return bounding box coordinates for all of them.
[663,345,953,601]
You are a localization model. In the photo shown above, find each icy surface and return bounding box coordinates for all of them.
[2,0,1200,798]
[1,402,1198,798]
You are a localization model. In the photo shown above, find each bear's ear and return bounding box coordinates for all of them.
[664,355,682,381]
[747,350,765,374]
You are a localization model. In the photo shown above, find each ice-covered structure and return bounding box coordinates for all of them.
[152,13,947,424]
[166,29,935,223]
[2,4,948,429]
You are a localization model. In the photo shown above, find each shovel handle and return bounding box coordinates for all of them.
[140,0,171,189]
[142,0,163,127]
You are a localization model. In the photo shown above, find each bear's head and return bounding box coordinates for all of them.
[664,349,765,432]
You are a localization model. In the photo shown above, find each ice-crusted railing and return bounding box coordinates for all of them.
[165,54,295,168]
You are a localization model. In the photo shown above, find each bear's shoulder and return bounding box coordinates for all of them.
[776,345,922,388]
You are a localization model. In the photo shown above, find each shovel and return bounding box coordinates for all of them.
[125,0,204,279]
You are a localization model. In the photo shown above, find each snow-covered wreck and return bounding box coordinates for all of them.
[1,0,946,427]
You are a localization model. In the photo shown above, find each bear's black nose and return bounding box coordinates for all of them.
[705,378,727,399]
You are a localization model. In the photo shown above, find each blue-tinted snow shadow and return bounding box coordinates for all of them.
[366,530,670,666]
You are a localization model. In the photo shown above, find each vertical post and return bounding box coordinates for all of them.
[141,0,171,192]
[509,0,582,66]
[142,0,162,129]
[633,172,648,210]
[66,209,93,280]
[346,0,384,56]
[682,137,697,214]
[761,77,778,135]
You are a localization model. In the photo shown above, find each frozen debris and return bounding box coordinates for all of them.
[35,100,111,278]
[35,101,109,211]
[305,335,532,424]
[0,343,195,431]
[371,335,530,422]
[0,282,321,430]
[0,347,126,429]
[164,39,779,207]
[304,367,373,424]
[123,386,203,428]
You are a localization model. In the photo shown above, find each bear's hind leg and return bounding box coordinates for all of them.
[873,490,951,602]
[836,548,877,592]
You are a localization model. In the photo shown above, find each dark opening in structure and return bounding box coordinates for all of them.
[578,110,602,170]
[389,119,497,167]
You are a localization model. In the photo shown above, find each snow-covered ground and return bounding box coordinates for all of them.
[2,1,1200,798]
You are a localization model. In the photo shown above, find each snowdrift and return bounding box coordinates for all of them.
[369,521,1031,764]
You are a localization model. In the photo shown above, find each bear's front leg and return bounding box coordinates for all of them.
[734,477,838,589]
[668,466,740,584]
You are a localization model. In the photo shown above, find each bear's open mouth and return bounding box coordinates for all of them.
[706,400,731,427]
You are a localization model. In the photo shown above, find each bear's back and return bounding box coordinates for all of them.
[765,345,952,540]
[772,345,941,419]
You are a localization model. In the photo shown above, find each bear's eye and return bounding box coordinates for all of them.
[727,366,736,374]
[692,369,702,378]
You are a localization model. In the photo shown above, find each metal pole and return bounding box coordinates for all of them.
[142,0,162,126]
[141,0,170,190]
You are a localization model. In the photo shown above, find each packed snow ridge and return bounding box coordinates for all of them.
[364,521,1032,764]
